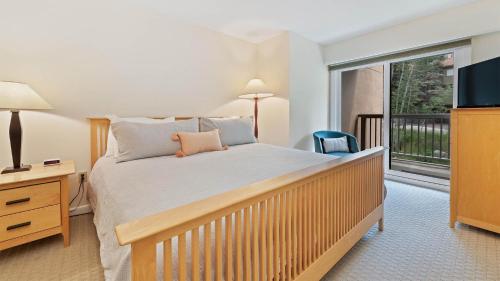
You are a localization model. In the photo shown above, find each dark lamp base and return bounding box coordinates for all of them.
[1,165,32,174]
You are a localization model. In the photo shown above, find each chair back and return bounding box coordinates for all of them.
[313,131,360,154]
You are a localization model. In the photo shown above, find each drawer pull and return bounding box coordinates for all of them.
[7,221,31,231]
[6,197,31,205]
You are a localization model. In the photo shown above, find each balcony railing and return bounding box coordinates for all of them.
[356,113,450,167]
[355,114,384,150]
[391,113,450,167]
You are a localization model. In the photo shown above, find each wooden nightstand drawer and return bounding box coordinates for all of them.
[0,161,74,249]
[0,204,61,242]
[0,182,60,217]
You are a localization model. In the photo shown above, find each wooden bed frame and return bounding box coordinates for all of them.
[89,117,385,281]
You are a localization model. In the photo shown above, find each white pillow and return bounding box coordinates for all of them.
[322,136,350,153]
[112,118,199,162]
[199,117,256,146]
[104,115,175,158]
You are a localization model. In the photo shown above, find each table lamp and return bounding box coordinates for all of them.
[0,82,52,174]
[238,79,274,138]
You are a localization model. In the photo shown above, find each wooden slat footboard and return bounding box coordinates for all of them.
[115,147,385,281]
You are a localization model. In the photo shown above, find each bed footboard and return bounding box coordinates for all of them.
[115,147,385,281]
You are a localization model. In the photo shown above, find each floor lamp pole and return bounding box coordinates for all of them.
[254,97,259,139]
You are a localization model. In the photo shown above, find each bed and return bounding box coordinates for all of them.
[88,117,385,281]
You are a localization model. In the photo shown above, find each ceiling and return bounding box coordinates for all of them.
[138,0,476,44]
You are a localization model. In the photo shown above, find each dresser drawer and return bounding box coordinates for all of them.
[0,205,61,242]
[0,182,60,216]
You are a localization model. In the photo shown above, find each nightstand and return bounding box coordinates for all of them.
[0,161,75,250]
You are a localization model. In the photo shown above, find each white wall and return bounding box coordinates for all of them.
[322,0,500,65]
[288,33,329,151]
[471,31,500,63]
[0,1,262,208]
[255,33,290,147]
[254,32,328,151]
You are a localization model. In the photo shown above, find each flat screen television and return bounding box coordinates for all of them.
[458,56,500,108]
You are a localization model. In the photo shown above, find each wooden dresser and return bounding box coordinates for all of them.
[450,108,500,234]
[0,161,75,250]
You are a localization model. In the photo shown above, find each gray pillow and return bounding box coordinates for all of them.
[199,117,256,146]
[112,118,199,162]
[322,136,350,153]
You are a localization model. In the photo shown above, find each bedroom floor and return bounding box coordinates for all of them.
[0,181,499,281]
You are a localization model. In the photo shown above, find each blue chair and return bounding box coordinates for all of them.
[313,131,360,157]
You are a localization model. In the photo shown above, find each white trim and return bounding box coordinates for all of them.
[385,172,449,193]
[327,69,332,130]
[452,46,472,108]
[329,70,342,130]
[331,61,388,74]
[324,37,471,67]
[70,204,92,216]
[385,47,458,65]
[383,63,390,171]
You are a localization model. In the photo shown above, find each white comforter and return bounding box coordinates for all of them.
[89,143,333,281]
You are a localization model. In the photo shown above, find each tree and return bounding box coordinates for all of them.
[391,54,453,114]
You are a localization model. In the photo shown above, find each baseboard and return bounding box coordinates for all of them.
[385,174,449,193]
[69,204,92,216]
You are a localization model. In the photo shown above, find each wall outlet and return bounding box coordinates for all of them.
[79,171,88,183]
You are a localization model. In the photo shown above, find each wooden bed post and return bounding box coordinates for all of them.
[89,118,111,168]
[131,237,157,281]
[378,184,385,231]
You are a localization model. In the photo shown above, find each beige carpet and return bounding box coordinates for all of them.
[0,213,104,281]
[322,181,500,281]
[1,181,499,281]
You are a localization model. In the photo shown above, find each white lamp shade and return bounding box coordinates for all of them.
[0,81,52,110]
[239,78,274,99]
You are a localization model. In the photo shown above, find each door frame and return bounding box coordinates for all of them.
[329,45,471,191]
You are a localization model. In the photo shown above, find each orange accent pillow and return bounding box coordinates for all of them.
[171,129,228,157]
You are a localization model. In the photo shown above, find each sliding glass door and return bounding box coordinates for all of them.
[389,53,454,179]
[330,45,471,189]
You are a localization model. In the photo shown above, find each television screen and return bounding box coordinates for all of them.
[458,57,500,108]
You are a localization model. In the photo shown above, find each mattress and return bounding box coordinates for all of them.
[89,143,333,281]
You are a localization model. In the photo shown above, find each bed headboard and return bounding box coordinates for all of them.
[88,117,193,168]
